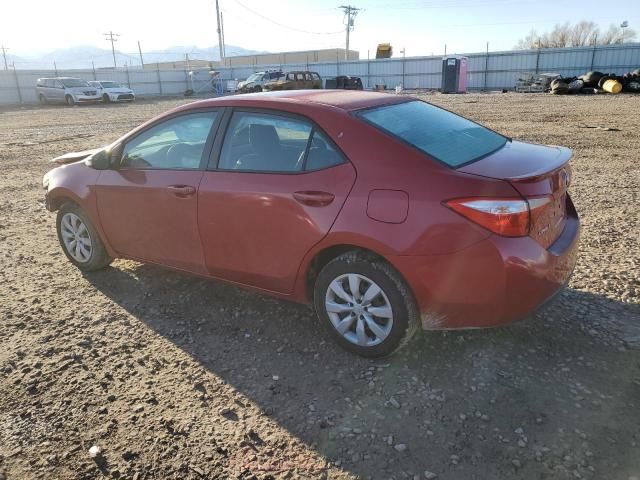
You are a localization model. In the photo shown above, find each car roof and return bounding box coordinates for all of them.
[188,90,411,112]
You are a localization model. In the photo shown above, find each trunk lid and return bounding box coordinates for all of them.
[458,140,573,248]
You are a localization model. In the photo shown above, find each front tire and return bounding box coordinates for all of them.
[56,203,112,271]
[314,251,419,357]
[103,93,111,103]
[38,94,47,105]
[65,95,75,106]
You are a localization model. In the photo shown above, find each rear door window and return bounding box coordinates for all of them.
[358,100,507,167]
[218,112,312,172]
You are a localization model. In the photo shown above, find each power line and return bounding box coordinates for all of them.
[339,5,360,59]
[103,31,120,68]
[234,0,343,35]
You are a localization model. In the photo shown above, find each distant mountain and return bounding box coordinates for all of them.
[10,45,266,70]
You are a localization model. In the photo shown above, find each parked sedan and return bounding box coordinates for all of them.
[42,91,579,357]
[88,81,135,103]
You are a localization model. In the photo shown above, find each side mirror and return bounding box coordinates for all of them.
[85,149,112,170]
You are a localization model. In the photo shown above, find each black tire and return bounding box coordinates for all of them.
[314,251,419,357]
[56,203,112,271]
[65,95,75,106]
[103,93,111,103]
[38,94,47,105]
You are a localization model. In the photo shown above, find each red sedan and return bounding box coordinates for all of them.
[43,91,579,357]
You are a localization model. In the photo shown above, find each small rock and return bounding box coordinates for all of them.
[394,443,407,452]
[388,397,401,409]
[88,445,101,458]
[512,459,522,469]
[272,375,279,381]
[424,471,438,479]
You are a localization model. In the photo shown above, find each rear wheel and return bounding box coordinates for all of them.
[314,251,419,357]
[65,95,75,106]
[56,203,112,271]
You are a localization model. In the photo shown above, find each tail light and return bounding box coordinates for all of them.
[444,196,552,237]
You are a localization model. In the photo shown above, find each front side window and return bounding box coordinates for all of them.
[121,112,217,169]
[359,100,507,167]
[218,112,313,172]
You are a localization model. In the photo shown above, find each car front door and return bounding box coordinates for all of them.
[96,110,220,274]
[198,109,356,293]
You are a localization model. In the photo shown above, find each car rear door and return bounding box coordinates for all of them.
[197,108,356,293]
[96,109,220,274]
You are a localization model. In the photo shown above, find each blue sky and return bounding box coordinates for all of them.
[3,0,638,58]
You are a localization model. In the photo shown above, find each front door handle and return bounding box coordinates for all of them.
[293,191,335,207]
[168,185,196,197]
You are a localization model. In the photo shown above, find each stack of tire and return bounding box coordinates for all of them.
[622,68,640,92]
[549,69,639,95]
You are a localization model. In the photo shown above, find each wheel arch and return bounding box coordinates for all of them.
[301,243,390,303]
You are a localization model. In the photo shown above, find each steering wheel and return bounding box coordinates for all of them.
[166,143,199,168]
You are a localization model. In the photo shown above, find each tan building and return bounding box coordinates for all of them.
[141,49,360,71]
[142,59,215,71]
[220,48,359,67]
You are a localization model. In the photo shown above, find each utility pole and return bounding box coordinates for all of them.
[339,5,360,60]
[137,40,144,67]
[103,31,120,69]
[221,11,227,58]
[215,0,224,63]
[1,45,8,71]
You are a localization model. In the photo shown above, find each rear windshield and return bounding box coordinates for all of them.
[358,100,507,167]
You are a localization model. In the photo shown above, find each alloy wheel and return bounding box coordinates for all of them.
[325,273,393,347]
[60,212,92,263]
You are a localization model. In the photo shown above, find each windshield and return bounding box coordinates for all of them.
[100,81,121,88]
[359,100,507,167]
[60,78,90,88]
[246,73,262,83]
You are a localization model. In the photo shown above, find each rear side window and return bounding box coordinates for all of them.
[305,131,344,171]
[358,100,507,167]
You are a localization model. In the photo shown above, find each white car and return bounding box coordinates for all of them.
[89,81,135,103]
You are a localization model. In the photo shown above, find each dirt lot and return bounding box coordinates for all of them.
[0,93,639,480]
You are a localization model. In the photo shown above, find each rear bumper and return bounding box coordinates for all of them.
[388,199,580,329]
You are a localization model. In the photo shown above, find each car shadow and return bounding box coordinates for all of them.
[85,261,640,479]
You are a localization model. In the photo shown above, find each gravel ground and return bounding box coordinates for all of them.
[0,93,639,480]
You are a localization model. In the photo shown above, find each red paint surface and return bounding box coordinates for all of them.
[45,90,580,329]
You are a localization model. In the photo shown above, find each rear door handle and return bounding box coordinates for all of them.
[293,191,335,207]
[168,185,196,197]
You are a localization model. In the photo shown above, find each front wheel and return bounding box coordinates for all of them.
[102,93,111,103]
[65,95,75,106]
[314,251,419,357]
[38,94,47,105]
[56,203,112,271]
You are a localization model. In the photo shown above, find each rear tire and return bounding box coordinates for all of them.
[56,203,112,271]
[65,95,75,106]
[314,251,419,357]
